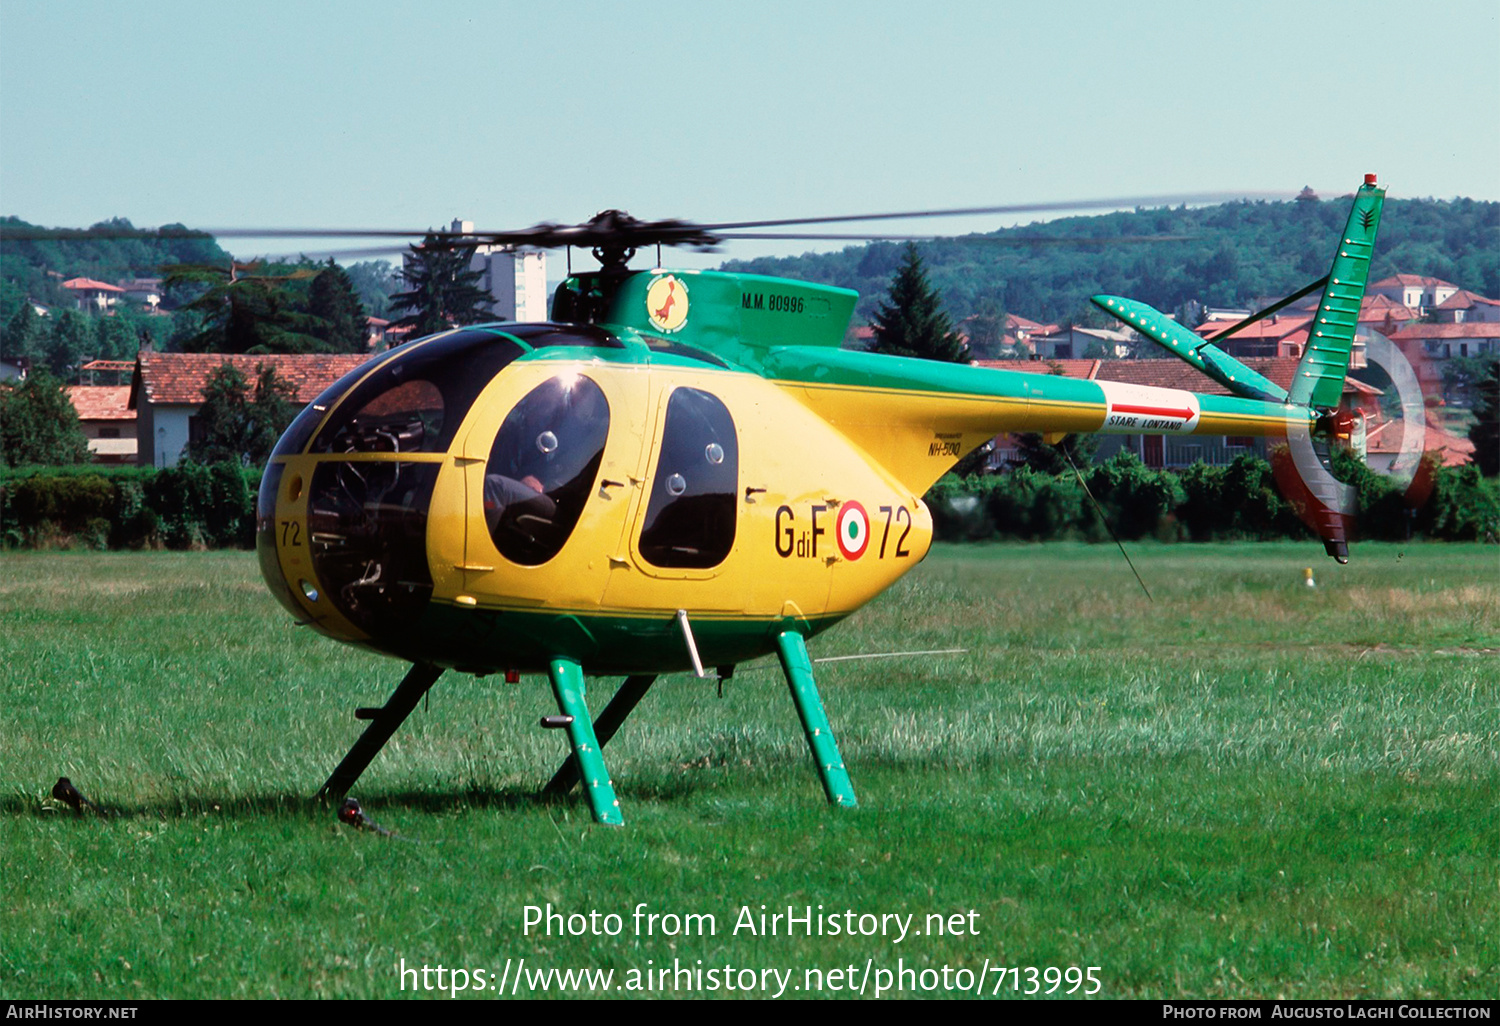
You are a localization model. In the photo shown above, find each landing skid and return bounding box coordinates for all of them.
[541,631,858,822]
[317,661,443,800]
[317,636,858,821]
[776,630,858,808]
[543,674,656,796]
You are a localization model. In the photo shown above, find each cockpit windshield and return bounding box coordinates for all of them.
[307,330,525,455]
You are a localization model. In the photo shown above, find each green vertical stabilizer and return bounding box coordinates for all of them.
[1292,177,1385,409]
[1092,176,1386,412]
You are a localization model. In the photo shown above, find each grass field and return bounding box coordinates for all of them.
[1,542,1495,1000]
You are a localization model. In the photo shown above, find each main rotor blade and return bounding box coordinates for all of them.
[720,231,1197,245]
[0,188,1286,249]
[240,244,414,262]
[203,227,450,239]
[699,191,1290,232]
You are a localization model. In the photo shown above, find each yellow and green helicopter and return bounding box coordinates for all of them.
[255,177,1386,825]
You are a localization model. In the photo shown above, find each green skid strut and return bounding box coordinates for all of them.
[547,658,624,826]
[776,631,858,808]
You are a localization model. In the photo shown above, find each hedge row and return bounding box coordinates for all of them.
[1,462,261,550]
[927,451,1500,544]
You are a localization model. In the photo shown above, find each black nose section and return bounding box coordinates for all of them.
[256,462,302,620]
[303,461,440,639]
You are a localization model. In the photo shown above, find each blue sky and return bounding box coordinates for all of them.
[3,0,1496,269]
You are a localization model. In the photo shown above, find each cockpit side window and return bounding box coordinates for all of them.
[486,374,610,566]
[639,388,738,569]
[309,330,524,455]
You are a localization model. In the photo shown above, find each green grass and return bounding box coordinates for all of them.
[1,543,1496,999]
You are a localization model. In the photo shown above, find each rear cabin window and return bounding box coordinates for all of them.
[639,388,738,569]
[485,374,610,566]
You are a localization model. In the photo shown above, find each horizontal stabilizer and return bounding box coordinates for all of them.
[1091,295,1289,403]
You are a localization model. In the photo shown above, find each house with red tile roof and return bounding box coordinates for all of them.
[1286,291,1419,327]
[1003,313,1061,355]
[129,352,371,467]
[1358,293,1420,328]
[61,277,124,312]
[1388,321,1500,361]
[1368,274,1459,315]
[66,386,137,464]
[1028,325,1136,360]
[1364,408,1473,471]
[1194,314,1313,360]
[1434,289,1500,324]
[118,278,163,310]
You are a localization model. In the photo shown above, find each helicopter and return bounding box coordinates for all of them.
[247,176,1388,826]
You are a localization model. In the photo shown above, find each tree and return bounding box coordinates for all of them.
[1441,352,1498,408]
[869,244,966,362]
[165,262,327,354]
[388,236,492,338]
[0,279,29,327]
[344,260,398,318]
[1469,358,1499,476]
[95,315,140,362]
[308,259,369,352]
[1,302,48,365]
[184,362,299,466]
[963,293,1008,360]
[249,363,299,454]
[1012,431,1099,474]
[44,311,96,380]
[0,368,92,467]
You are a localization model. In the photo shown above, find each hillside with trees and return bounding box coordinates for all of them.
[720,196,1500,327]
[0,217,232,323]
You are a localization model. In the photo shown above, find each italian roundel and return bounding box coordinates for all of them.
[836,501,869,560]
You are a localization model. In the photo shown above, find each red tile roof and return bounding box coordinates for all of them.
[1360,294,1419,322]
[1096,357,1303,394]
[1196,314,1312,341]
[1435,289,1500,311]
[131,352,371,407]
[61,277,124,292]
[975,358,1102,379]
[67,386,135,422]
[1365,411,1474,466]
[1004,312,1060,335]
[1371,274,1459,289]
[1388,322,1500,340]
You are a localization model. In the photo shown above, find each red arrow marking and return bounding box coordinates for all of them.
[1113,403,1193,419]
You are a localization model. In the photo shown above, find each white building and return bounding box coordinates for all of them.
[1368,274,1460,316]
[61,277,123,311]
[1434,290,1500,324]
[449,219,549,322]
